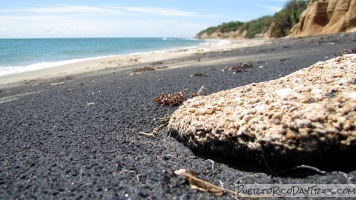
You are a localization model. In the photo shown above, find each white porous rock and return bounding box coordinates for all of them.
[168,55,356,168]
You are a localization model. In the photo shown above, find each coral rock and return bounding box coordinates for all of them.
[168,55,356,169]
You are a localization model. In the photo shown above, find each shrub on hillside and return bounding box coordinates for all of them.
[219,21,245,33]
[244,16,273,38]
[271,0,309,37]
[196,0,309,38]
[197,21,244,36]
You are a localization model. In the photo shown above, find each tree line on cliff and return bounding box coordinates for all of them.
[196,0,310,39]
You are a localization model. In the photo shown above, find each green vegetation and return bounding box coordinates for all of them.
[197,26,218,36]
[243,16,273,38]
[197,0,309,38]
[197,21,244,36]
[271,0,309,37]
[219,21,245,33]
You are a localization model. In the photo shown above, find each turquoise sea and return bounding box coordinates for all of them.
[0,38,212,76]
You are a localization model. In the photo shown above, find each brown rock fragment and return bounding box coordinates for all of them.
[168,55,356,169]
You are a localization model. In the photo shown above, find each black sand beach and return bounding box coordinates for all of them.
[1,33,355,199]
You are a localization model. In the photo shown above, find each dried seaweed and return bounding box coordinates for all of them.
[150,61,163,65]
[132,66,156,73]
[156,66,169,69]
[228,62,254,73]
[154,90,186,106]
[25,79,40,85]
[58,75,74,81]
[129,58,139,62]
[336,48,356,56]
[190,72,208,77]
[280,58,290,62]
[175,169,236,196]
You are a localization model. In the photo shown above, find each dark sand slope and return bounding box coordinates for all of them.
[1,33,355,199]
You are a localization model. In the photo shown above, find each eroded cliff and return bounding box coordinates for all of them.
[289,0,356,37]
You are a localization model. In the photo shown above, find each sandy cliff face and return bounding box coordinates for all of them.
[289,0,356,37]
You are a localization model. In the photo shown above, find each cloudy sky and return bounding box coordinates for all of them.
[0,0,290,38]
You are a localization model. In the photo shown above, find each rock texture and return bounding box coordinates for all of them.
[168,54,356,169]
[290,0,356,37]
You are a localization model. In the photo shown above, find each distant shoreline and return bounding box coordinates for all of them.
[0,38,270,88]
[0,38,202,77]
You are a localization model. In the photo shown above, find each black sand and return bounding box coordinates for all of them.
[1,33,355,199]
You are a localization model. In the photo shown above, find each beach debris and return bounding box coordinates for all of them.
[156,66,169,70]
[258,48,274,53]
[278,165,327,175]
[87,102,95,106]
[153,87,205,107]
[138,116,170,137]
[25,79,40,86]
[154,90,186,106]
[138,131,156,137]
[136,174,146,185]
[130,66,156,76]
[336,48,356,56]
[227,62,254,73]
[129,58,139,62]
[132,66,156,73]
[189,85,206,97]
[195,52,206,56]
[58,75,74,81]
[50,82,65,86]
[174,169,236,196]
[190,72,208,77]
[150,61,163,65]
[280,58,290,62]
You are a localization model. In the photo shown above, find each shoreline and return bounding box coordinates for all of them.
[0,38,270,89]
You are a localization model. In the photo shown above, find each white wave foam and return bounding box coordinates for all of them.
[0,56,108,77]
[200,39,231,46]
[0,39,206,77]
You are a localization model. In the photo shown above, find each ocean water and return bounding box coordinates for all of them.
[0,38,210,77]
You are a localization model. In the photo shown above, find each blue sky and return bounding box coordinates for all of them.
[0,0,290,38]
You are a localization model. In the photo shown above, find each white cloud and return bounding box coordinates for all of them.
[262,5,283,12]
[0,5,210,17]
[0,5,126,15]
[0,15,111,38]
[30,5,111,14]
[0,5,213,38]
[110,6,210,17]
